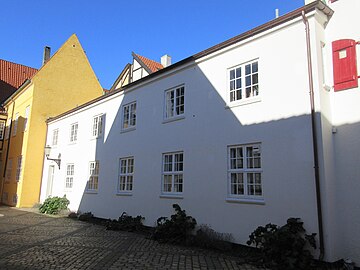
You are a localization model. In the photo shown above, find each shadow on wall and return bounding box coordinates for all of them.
[0,116,26,206]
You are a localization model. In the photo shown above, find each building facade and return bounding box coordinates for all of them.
[1,34,104,207]
[40,0,360,264]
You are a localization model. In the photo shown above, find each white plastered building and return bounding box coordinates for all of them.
[40,0,360,264]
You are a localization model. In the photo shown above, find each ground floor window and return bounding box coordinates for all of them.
[118,157,134,193]
[162,152,184,194]
[65,164,74,189]
[87,161,99,191]
[228,144,262,199]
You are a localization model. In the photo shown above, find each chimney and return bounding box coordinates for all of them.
[43,46,51,65]
[275,9,279,18]
[161,54,171,68]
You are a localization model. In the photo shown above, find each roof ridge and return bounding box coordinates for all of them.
[0,59,38,71]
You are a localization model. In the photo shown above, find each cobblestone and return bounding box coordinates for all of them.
[0,206,263,270]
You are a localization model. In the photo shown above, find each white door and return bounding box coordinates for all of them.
[46,165,55,198]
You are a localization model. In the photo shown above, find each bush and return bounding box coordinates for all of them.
[193,224,233,251]
[78,212,94,221]
[106,212,145,232]
[39,196,70,215]
[152,204,197,244]
[247,218,317,270]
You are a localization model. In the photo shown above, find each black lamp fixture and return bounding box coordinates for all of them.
[44,145,61,169]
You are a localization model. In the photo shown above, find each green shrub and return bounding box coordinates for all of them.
[106,212,145,232]
[152,204,197,244]
[193,224,233,251]
[247,218,317,270]
[39,196,70,215]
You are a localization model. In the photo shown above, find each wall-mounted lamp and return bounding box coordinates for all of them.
[44,145,61,169]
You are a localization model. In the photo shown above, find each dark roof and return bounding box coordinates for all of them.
[0,59,38,104]
[132,53,163,73]
[47,0,333,123]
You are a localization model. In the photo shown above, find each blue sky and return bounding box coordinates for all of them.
[1,0,304,89]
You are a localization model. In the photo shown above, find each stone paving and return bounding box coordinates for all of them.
[0,206,263,270]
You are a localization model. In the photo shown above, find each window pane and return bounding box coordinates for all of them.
[252,61,258,72]
[163,175,172,192]
[230,69,235,80]
[245,64,251,75]
[174,174,183,192]
[236,67,241,78]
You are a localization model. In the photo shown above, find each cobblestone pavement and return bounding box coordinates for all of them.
[0,206,263,270]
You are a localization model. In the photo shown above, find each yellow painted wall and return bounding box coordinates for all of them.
[1,34,103,207]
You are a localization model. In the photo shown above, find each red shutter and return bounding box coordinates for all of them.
[332,39,358,91]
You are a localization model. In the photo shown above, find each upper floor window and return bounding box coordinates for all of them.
[70,123,78,143]
[92,115,103,138]
[24,106,30,131]
[165,86,184,119]
[13,113,19,136]
[87,161,99,192]
[229,60,259,102]
[122,102,136,130]
[5,118,11,140]
[65,164,74,189]
[162,152,183,194]
[228,144,262,200]
[118,157,134,193]
[0,121,5,140]
[52,129,59,146]
[16,156,22,182]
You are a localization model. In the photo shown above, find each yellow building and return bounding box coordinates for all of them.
[0,34,103,207]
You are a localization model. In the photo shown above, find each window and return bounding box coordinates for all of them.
[228,144,262,199]
[70,123,78,143]
[229,60,259,102]
[16,156,22,182]
[165,86,184,119]
[87,161,99,191]
[118,157,134,193]
[0,121,5,139]
[13,113,19,136]
[92,115,103,137]
[65,164,74,189]
[162,152,183,194]
[6,159,12,182]
[24,106,30,131]
[5,118,11,140]
[122,102,136,130]
[52,129,59,146]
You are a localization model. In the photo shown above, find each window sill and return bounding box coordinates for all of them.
[120,127,136,134]
[68,142,77,145]
[162,115,185,124]
[226,197,265,205]
[225,96,261,109]
[90,135,103,141]
[85,190,98,194]
[116,192,133,196]
[160,194,183,199]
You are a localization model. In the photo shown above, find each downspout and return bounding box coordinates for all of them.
[302,10,325,260]
[0,100,15,202]
[38,120,50,203]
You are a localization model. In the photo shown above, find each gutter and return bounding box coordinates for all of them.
[301,10,325,260]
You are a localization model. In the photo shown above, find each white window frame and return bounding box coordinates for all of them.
[0,121,5,140]
[52,129,59,146]
[65,164,74,189]
[16,156,22,182]
[6,159,12,182]
[13,113,19,136]
[24,106,30,131]
[228,60,259,104]
[92,114,103,138]
[118,157,134,194]
[121,102,136,131]
[87,161,99,192]
[164,85,185,120]
[69,123,78,143]
[162,151,184,195]
[227,143,263,202]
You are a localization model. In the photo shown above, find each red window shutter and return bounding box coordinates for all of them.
[332,39,358,91]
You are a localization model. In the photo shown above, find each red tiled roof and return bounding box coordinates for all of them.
[0,59,37,103]
[134,53,163,73]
